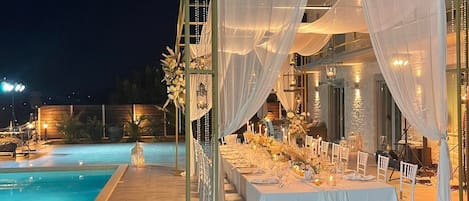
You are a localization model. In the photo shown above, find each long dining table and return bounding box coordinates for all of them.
[221,145,398,201]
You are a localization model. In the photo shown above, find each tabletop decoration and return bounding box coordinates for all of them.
[286,111,314,146]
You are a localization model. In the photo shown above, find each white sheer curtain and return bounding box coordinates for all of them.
[218,0,307,137]
[362,1,449,201]
[274,61,297,111]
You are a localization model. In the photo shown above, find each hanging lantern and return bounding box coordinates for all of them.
[196,82,208,109]
[283,61,302,92]
[325,64,337,81]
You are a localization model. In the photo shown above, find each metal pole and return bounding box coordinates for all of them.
[455,0,463,200]
[175,105,180,175]
[211,0,219,200]
[464,1,469,201]
[102,104,106,138]
[183,0,190,199]
[164,110,167,137]
[11,93,16,125]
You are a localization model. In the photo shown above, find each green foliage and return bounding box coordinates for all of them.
[124,115,149,142]
[57,113,84,143]
[84,116,103,143]
[147,118,164,137]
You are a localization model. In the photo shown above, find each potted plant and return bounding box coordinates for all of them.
[124,115,148,142]
[107,124,123,143]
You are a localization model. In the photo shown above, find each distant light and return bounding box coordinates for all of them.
[1,82,14,92]
[1,81,25,93]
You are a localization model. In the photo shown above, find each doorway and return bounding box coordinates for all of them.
[376,76,402,151]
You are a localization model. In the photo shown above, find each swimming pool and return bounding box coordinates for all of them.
[0,142,186,168]
[0,167,117,201]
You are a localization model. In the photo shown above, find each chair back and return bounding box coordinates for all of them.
[311,139,319,156]
[356,151,368,176]
[377,155,390,183]
[305,135,313,147]
[320,141,330,162]
[339,147,349,172]
[400,161,418,201]
[331,143,340,164]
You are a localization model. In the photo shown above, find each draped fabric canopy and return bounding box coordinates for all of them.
[191,0,368,58]
[362,0,450,201]
[218,0,307,136]
[298,0,367,34]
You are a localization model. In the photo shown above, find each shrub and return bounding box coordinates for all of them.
[57,114,84,143]
[84,116,103,143]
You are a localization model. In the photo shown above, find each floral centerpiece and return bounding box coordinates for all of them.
[161,46,185,109]
[286,111,314,142]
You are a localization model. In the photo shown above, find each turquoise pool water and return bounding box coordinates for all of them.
[0,169,114,201]
[0,142,185,168]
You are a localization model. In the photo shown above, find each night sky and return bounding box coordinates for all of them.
[0,0,179,100]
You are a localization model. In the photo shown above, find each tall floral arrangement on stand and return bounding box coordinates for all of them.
[286,111,314,144]
[161,46,185,109]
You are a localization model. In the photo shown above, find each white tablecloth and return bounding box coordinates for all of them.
[222,156,398,201]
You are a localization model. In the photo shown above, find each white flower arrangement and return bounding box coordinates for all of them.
[286,111,313,137]
[161,47,185,109]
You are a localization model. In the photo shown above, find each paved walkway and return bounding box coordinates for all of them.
[108,165,196,201]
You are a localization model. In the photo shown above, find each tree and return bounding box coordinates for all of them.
[110,65,166,104]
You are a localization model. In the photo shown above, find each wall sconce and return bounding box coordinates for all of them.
[353,82,360,89]
[196,82,208,109]
[391,54,410,69]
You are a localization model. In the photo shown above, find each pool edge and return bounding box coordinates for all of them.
[95,164,128,201]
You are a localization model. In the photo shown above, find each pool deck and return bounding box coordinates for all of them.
[108,165,198,201]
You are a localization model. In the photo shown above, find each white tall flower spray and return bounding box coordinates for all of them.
[161,47,185,110]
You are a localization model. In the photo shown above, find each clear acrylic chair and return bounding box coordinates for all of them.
[356,151,368,176]
[377,155,390,183]
[400,161,418,201]
[331,143,340,164]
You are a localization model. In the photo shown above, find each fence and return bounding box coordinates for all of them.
[37,104,176,139]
